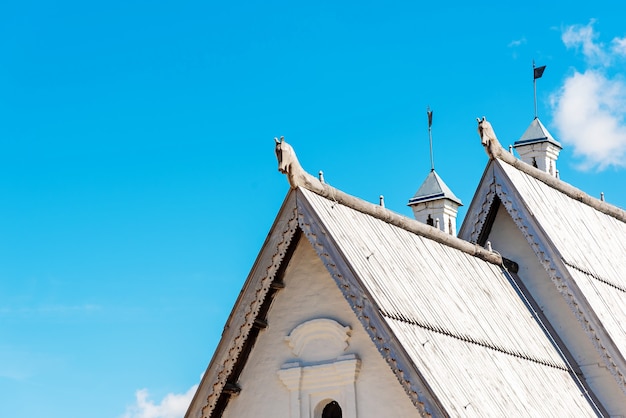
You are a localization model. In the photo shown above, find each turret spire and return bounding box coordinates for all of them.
[408,108,462,236]
[427,107,434,171]
[533,61,546,119]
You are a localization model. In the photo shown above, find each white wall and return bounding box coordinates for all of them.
[221,238,419,418]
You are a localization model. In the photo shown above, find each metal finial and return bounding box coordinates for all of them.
[509,145,513,154]
[601,192,605,202]
[379,195,385,207]
[486,241,493,252]
[318,170,325,183]
[533,61,546,119]
[427,107,434,171]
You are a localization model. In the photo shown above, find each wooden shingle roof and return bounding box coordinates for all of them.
[187,176,605,416]
[187,138,610,417]
[464,157,626,390]
[299,187,602,416]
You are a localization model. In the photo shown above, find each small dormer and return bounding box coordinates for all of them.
[408,170,462,236]
[513,118,562,177]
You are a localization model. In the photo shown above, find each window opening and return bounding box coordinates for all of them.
[322,401,342,418]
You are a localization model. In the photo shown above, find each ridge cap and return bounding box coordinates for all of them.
[476,118,626,223]
[274,137,502,266]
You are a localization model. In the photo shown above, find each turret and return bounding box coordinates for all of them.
[513,118,562,177]
[408,170,462,236]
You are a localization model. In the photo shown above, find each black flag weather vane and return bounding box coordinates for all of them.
[533,61,546,119]
[427,107,434,171]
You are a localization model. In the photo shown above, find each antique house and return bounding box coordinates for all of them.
[185,118,626,417]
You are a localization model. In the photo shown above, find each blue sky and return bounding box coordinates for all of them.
[2,1,626,417]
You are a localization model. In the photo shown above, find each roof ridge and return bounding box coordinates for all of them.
[274,138,502,266]
[477,118,626,223]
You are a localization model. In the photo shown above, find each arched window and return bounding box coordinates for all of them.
[322,400,342,418]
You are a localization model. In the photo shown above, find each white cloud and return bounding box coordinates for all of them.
[508,37,526,48]
[550,22,626,170]
[612,37,626,56]
[551,70,626,170]
[507,37,526,59]
[561,20,609,66]
[121,384,198,418]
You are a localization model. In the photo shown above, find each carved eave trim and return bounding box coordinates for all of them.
[492,161,626,393]
[185,191,301,418]
[458,161,498,243]
[295,189,445,418]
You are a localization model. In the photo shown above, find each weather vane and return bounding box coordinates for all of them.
[427,106,434,171]
[533,61,546,119]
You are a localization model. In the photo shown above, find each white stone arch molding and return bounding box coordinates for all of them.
[286,318,351,362]
[278,318,359,418]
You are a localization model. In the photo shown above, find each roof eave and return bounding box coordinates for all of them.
[408,193,463,206]
[185,190,302,418]
[513,137,562,149]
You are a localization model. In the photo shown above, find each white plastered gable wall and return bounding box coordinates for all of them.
[221,238,419,418]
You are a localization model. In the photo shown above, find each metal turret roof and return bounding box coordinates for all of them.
[514,117,562,148]
[408,170,462,206]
